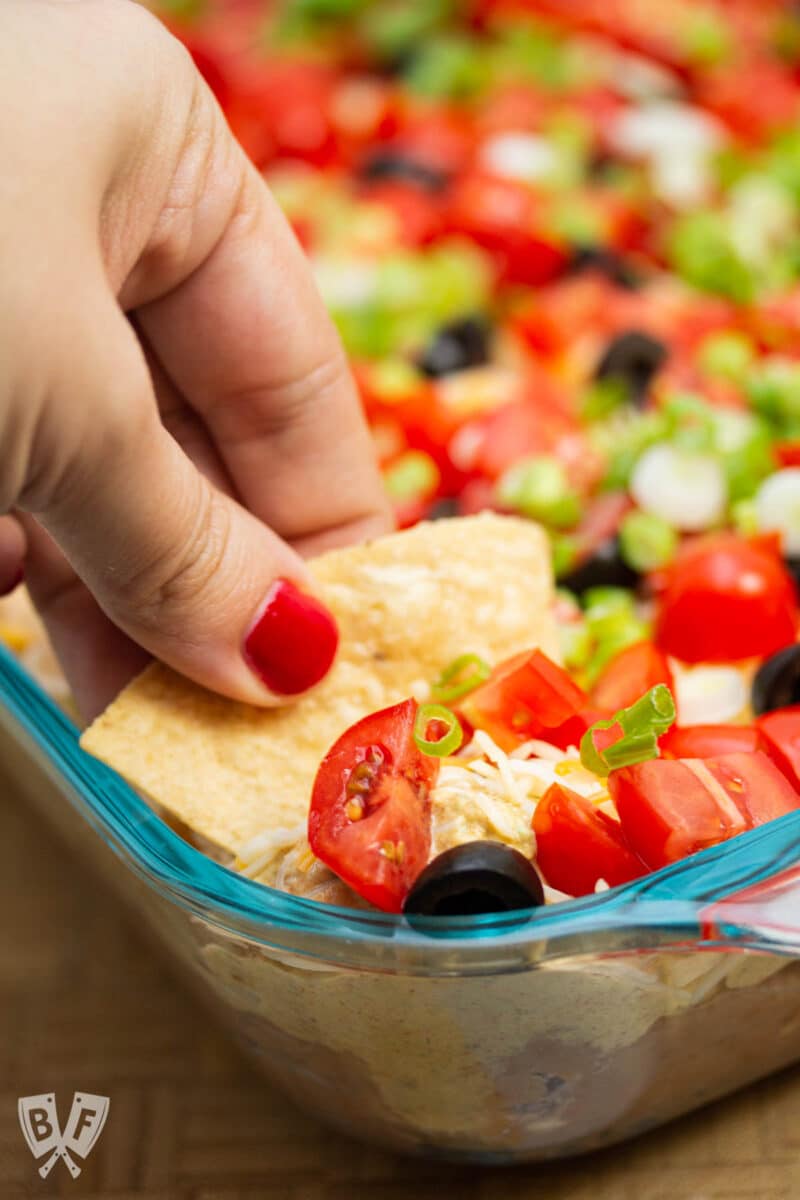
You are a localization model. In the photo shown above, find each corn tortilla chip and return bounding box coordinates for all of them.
[81,514,557,856]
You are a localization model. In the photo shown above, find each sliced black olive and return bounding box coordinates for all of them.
[418,316,492,378]
[403,841,545,918]
[567,245,641,291]
[752,644,800,715]
[558,536,639,595]
[359,150,449,193]
[428,497,460,520]
[594,329,668,403]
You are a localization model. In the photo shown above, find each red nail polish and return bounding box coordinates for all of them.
[0,565,24,598]
[244,579,339,696]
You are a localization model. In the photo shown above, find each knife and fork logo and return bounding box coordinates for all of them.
[18,1092,110,1178]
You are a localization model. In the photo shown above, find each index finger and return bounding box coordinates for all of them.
[136,145,390,553]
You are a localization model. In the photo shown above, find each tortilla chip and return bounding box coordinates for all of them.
[81,514,557,856]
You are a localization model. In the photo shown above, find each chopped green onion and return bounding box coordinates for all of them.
[332,306,395,358]
[746,358,800,433]
[663,393,717,453]
[414,703,464,757]
[584,619,651,687]
[668,211,755,304]
[619,511,677,572]
[549,198,604,243]
[284,0,367,18]
[720,428,777,502]
[581,378,630,423]
[425,240,493,322]
[559,621,592,671]
[592,409,672,490]
[384,451,440,501]
[698,331,755,381]
[368,358,422,401]
[490,19,577,91]
[403,34,484,100]
[497,456,582,528]
[580,685,676,777]
[430,653,491,704]
[583,587,635,620]
[730,497,759,536]
[359,0,451,61]
[551,533,579,579]
[681,8,733,67]
[376,253,429,313]
[158,0,207,16]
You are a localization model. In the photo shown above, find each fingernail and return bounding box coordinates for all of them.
[0,565,24,598]
[244,579,339,696]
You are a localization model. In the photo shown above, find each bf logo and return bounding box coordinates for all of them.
[18,1092,110,1178]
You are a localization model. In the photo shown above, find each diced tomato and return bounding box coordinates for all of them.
[654,534,799,663]
[592,641,674,714]
[776,441,800,469]
[510,274,648,361]
[533,783,646,897]
[757,707,800,791]
[391,105,476,175]
[358,180,445,246]
[450,388,585,484]
[476,84,550,138]
[182,35,234,109]
[660,724,762,760]
[697,62,800,143]
[445,172,569,286]
[609,752,800,869]
[231,60,340,168]
[308,699,438,912]
[461,649,593,751]
[329,77,400,160]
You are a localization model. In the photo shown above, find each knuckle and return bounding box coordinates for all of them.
[210,347,350,447]
[139,75,242,289]
[120,480,235,637]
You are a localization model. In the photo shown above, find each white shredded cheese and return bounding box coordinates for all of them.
[236,823,308,880]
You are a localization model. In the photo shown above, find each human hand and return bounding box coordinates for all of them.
[0,0,390,720]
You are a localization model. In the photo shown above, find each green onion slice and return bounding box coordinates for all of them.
[430,653,491,703]
[580,684,676,777]
[414,703,464,757]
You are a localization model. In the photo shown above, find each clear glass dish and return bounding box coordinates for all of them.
[4,642,800,1163]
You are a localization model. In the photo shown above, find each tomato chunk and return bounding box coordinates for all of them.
[308,699,438,912]
[592,641,674,714]
[461,649,593,751]
[660,725,761,760]
[609,752,800,869]
[446,172,569,286]
[757,707,800,791]
[654,534,798,663]
[533,783,646,897]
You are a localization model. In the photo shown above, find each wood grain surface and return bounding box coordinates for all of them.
[1,769,800,1200]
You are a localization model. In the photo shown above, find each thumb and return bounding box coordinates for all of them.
[32,304,339,706]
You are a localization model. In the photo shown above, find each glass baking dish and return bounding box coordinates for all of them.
[4,643,800,1164]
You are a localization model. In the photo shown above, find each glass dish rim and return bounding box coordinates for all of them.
[4,643,800,970]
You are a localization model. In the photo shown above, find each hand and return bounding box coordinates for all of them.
[0,0,390,720]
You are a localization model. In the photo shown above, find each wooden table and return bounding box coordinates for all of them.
[2,775,800,1200]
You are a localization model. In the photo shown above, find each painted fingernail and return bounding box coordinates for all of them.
[0,565,24,598]
[244,579,339,696]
